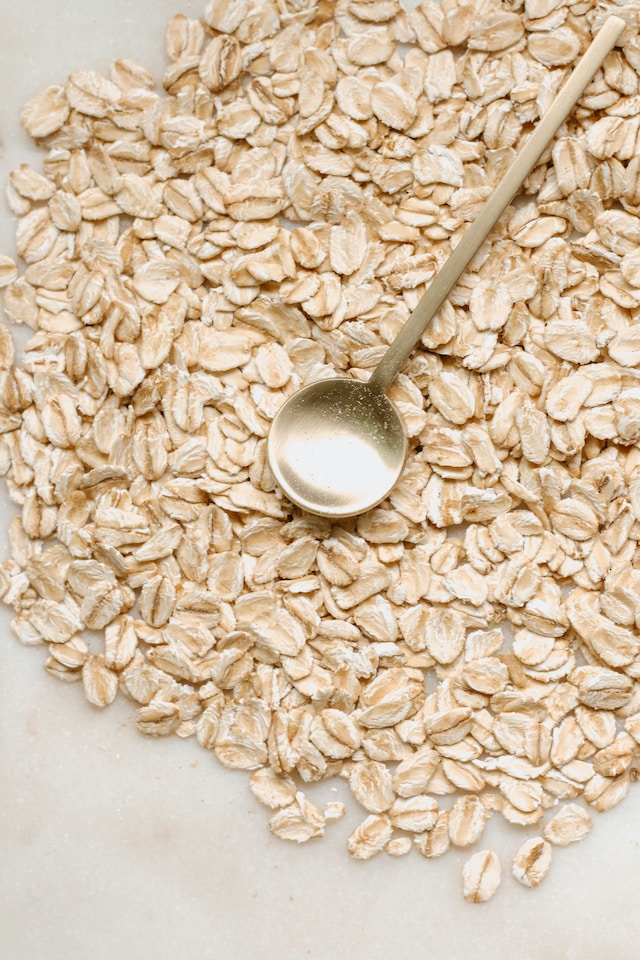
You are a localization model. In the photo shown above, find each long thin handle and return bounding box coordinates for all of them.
[368,14,625,395]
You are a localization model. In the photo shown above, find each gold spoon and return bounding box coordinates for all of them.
[267,15,625,519]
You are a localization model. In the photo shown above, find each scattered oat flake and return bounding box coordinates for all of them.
[462,850,502,904]
[1,0,640,906]
[543,804,593,847]
[347,814,394,861]
[512,837,552,889]
[269,792,326,843]
[0,257,18,288]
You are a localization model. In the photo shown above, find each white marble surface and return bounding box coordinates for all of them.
[1,3,640,958]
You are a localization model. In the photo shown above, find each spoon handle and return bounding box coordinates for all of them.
[368,14,626,395]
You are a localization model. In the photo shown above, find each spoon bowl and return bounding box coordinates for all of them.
[267,378,406,518]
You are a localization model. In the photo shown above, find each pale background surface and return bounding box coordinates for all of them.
[1,2,639,958]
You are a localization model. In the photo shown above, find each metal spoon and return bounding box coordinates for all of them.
[267,15,625,519]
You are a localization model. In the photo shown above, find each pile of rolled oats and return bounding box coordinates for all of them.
[3,0,640,902]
